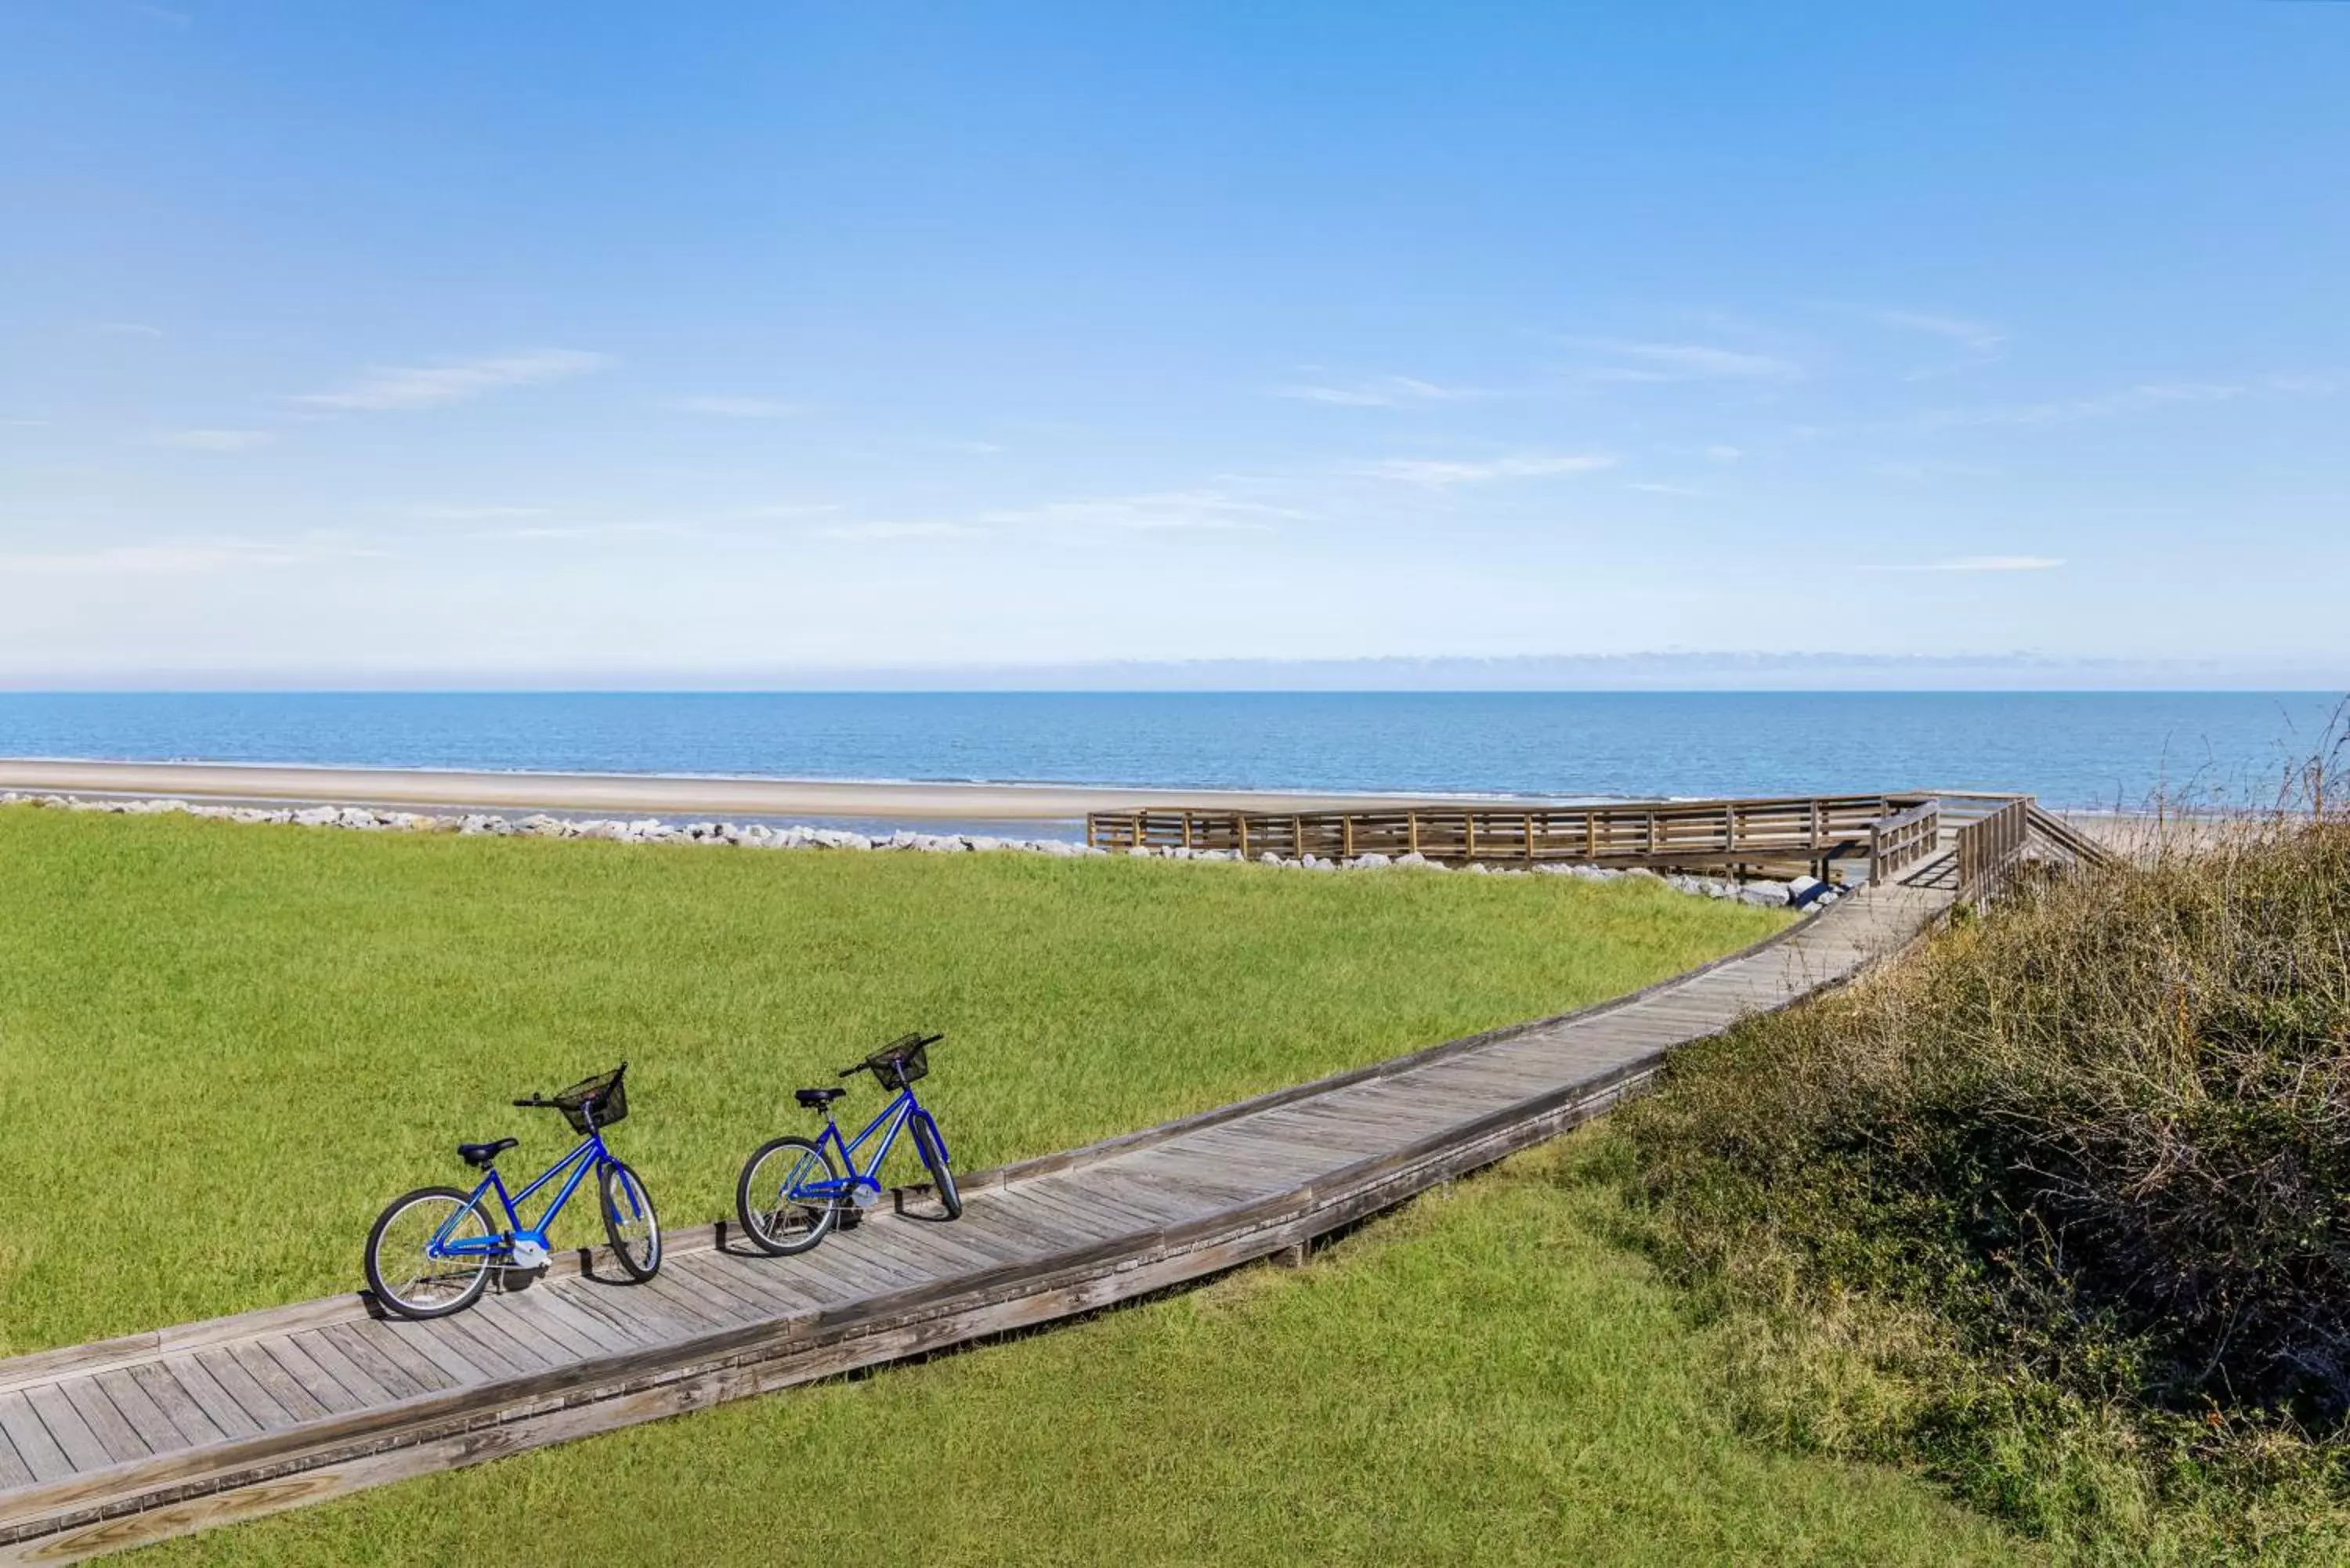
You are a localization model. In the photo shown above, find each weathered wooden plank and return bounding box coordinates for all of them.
[375,1322,491,1391]
[188,1349,295,1434]
[313,1326,437,1404]
[88,1371,187,1457]
[285,1334,396,1411]
[481,1291,613,1365]
[0,1431,31,1494]
[149,1363,257,1447]
[123,1366,230,1452]
[263,1338,367,1417]
[222,1346,328,1425]
[52,1382,148,1476]
[0,1396,68,1487]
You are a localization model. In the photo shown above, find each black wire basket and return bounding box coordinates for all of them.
[549,1065,627,1135]
[862,1035,933,1089]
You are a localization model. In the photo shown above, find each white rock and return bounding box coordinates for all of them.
[1350,853,1393,869]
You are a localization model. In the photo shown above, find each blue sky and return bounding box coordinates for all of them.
[2,2,2345,687]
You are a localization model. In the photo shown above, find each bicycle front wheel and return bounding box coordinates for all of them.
[736,1136,841,1255]
[367,1187,494,1320]
[599,1161,663,1281]
[912,1116,962,1221]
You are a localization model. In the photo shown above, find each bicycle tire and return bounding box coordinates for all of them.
[366,1186,495,1320]
[911,1115,962,1221]
[599,1160,663,1281]
[736,1136,841,1255]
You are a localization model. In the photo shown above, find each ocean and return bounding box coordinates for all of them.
[0,692,2338,811]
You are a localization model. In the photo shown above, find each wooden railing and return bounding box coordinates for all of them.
[1087,792,1909,869]
[1955,797,2030,902]
[1869,799,1942,884]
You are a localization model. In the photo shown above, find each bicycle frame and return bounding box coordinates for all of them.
[797,1086,949,1205]
[432,1130,613,1258]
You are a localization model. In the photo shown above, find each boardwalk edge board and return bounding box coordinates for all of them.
[0,865,1976,1563]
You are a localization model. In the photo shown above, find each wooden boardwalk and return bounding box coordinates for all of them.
[0,869,1961,1562]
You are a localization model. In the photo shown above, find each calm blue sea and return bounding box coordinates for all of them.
[0,692,2338,810]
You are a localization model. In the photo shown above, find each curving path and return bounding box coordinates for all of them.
[0,869,1961,1562]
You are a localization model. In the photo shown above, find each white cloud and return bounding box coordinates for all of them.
[1625,482,1704,497]
[0,537,381,576]
[942,439,1004,455]
[295,349,608,411]
[742,502,844,518]
[154,428,274,450]
[1871,555,2066,573]
[1705,445,1744,461]
[1585,342,1800,382]
[1357,453,1614,487]
[982,490,1306,530]
[1926,381,2247,428]
[814,520,985,540]
[1270,375,1486,408]
[409,504,548,521]
[1853,307,2008,378]
[674,396,800,418]
[482,520,696,541]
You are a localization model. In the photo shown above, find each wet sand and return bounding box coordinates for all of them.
[0,758,1477,822]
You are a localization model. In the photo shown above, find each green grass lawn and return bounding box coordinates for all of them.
[139,1136,2031,1567]
[0,805,1784,1353]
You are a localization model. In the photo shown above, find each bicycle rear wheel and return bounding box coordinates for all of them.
[367,1187,494,1319]
[736,1136,841,1255]
[911,1116,962,1221]
[599,1161,662,1281]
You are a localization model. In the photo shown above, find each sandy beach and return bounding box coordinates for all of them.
[0,757,1486,822]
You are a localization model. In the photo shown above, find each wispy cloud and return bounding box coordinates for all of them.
[407,504,548,521]
[1583,341,1801,383]
[1925,374,2347,430]
[130,4,193,28]
[814,520,985,540]
[674,396,799,418]
[154,428,274,450]
[1,419,54,429]
[1270,374,1486,408]
[477,520,696,542]
[983,490,1306,531]
[1926,381,2247,428]
[1873,555,2066,573]
[1625,482,1705,497]
[1357,453,1614,487]
[94,321,165,338]
[742,502,844,519]
[0,537,380,576]
[1852,306,2008,378]
[294,349,608,411]
[942,439,1004,455]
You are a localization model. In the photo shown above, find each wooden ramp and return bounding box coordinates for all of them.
[0,876,1957,1562]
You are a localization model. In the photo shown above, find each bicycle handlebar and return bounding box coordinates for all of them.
[837,1031,945,1078]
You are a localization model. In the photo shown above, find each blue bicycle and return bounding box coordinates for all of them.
[365,1063,663,1319]
[736,1033,960,1255]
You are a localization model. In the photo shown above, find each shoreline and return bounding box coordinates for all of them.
[0,757,1501,822]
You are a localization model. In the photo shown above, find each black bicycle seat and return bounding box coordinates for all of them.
[794,1087,847,1110]
[457,1137,519,1169]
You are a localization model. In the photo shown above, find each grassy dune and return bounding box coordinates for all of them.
[1618,814,2350,1563]
[0,804,1783,1353]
